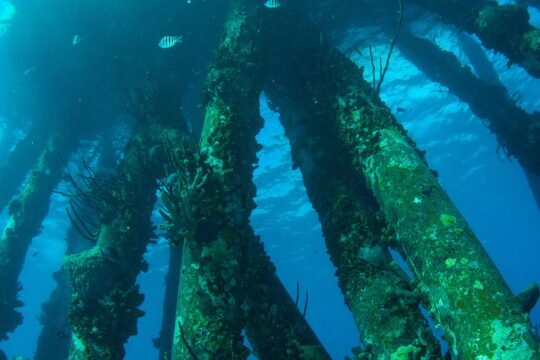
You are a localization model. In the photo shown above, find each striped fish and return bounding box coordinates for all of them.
[264,0,281,8]
[158,35,182,49]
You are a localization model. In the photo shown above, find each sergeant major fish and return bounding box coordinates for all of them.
[158,35,182,49]
[264,0,281,8]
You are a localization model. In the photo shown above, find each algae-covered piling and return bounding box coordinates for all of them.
[410,0,540,79]
[265,83,441,359]
[0,134,79,341]
[64,108,187,359]
[170,1,265,357]
[264,4,540,358]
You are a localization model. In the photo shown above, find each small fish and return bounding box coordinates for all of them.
[396,107,406,113]
[264,0,282,8]
[72,35,82,46]
[158,35,182,49]
[24,66,36,76]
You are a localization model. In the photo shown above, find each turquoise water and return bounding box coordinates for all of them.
[1,0,539,359]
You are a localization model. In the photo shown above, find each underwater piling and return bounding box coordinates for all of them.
[525,171,540,211]
[164,157,330,359]
[457,32,503,86]
[34,266,72,360]
[265,4,540,358]
[397,25,540,207]
[161,3,330,357]
[63,115,187,360]
[170,1,265,358]
[34,226,92,360]
[0,124,49,213]
[0,133,78,342]
[517,0,540,11]
[395,29,540,176]
[153,246,182,360]
[241,226,331,359]
[409,0,540,79]
[264,84,442,359]
[34,133,117,360]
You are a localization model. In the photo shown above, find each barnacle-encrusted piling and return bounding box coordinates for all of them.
[169,1,265,357]
[396,29,540,176]
[264,85,441,359]
[410,0,540,79]
[35,135,116,360]
[163,150,330,359]
[400,28,540,207]
[167,2,330,358]
[266,5,540,359]
[0,134,78,342]
[63,116,186,360]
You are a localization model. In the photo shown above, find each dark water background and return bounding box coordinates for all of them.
[0,0,539,359]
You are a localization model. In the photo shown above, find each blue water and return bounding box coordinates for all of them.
[1,0,539,359]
